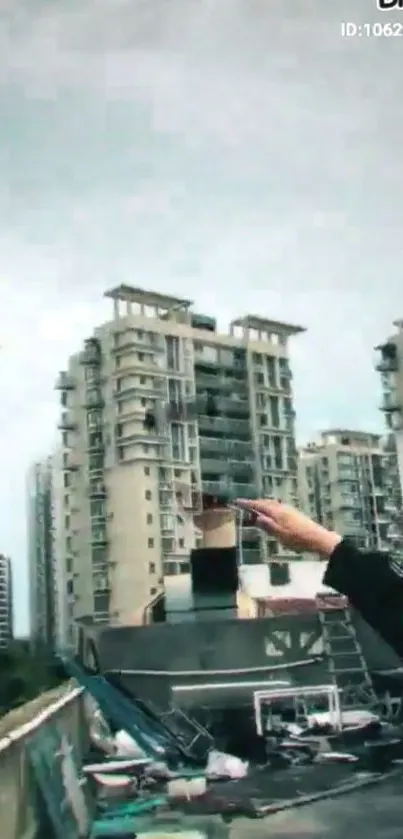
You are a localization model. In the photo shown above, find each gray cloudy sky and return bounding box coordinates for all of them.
[0,0,402,635]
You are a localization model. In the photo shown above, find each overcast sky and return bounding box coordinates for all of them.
[0,0,402,635]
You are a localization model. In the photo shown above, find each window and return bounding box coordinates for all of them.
[90,500,105,517]
[138,353,145,362]
[166,335,180,371]
[252,352,262,364]
[263,475,273,493]
[144,466,150,476]
[267,356,277,385]
[89,453,103,471]
[148,537,154,548]
[269,396,280,427]
[140,375,146,383]
[149,562,156,573]
[92,547,107,565]
[64,514,70,530]
[147,513,153,524]
[259,414,267,427]
[64,494,70,508]
[269,562,290,586]
[171,423,186,461]
[150,587,157,595]
[145,489,152,500]
[92,526,106,544]
[179,561,190,573]
[141,398,146,406]
[178,538,184,549]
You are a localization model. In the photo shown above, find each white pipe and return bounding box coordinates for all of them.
[110,657,320,678]
[173,679,289,694]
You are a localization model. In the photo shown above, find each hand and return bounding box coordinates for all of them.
[235,498,342,558]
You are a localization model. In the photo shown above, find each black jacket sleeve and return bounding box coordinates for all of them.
[323,538,403,658]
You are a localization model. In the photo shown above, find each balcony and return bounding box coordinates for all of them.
[91,530,108,546]
[377,357,399,373]
[166,399,197,422]
[337,471,358,482]
[195,372,248,396]
[83,389,104,408]
[87,434,104,453]
[375,348,399,373]
[380,392,401,412]
[202,479,255,499]
[63,455,80,472]
[338,496,361,509]
[385,410,403,431]
[114,380,165,399]
[228,459,255,479]
[80,338,101,365]
[55,372,75,390]
[89,482,107,498]
[197,414,251,437]
[226,439,255,457]
[218,397,250,418]
[202,479,228,497]
[199,436,253,458]
[112,333,165,355]
[200,456,254,478]
[58,413,77,431]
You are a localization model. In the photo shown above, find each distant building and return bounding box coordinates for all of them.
[0,554,13,648]
[375,322,403,554]
[299,429,393,551]
[27,457,59,649]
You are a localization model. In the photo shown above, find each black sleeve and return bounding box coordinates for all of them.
[323,538,403,658]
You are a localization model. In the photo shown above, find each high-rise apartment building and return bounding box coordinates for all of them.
[27,451,68,650]
[375,322,403,555]
[27,457,57,649]
[0,554,13,648]
[299,429,392,551]
[56,284,304,636]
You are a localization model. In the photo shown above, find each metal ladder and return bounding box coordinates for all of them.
[316,594,378,710]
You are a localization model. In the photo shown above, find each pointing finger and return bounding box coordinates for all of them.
[235,498,282,515]
[235,498,268,512]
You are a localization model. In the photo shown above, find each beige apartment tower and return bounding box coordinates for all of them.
[299,429,393,551]
[56,285,304,640]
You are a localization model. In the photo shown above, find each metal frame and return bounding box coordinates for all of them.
[253,684,342,736]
